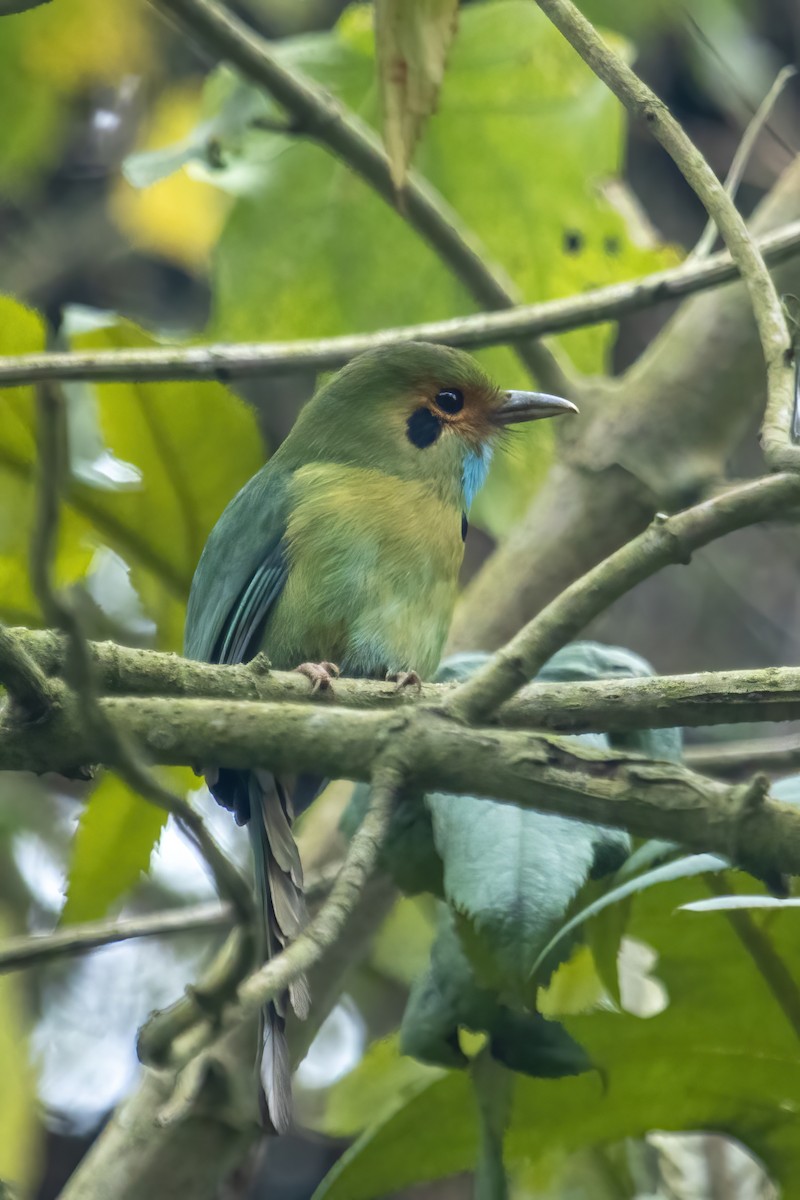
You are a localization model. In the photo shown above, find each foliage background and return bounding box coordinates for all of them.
[2,1,800,1198]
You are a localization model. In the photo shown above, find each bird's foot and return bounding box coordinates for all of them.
[386,669,422,694]
[294,661,340,694]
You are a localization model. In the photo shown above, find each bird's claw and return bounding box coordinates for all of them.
[386,669,422,694]
[294,661,340,694]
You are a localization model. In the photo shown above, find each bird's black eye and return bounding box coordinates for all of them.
[407,406,442,448]
[435,388,464,414]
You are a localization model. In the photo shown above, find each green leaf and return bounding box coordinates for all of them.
[374,0,460,189]
[0,296,94,626]
[318,1034,445,1138]
[0,910,39,1188]
[0,308,264,647]
[62,768,193,923]
[207,1,676,536]
[313,870,800,1200]
[528,853,726,984]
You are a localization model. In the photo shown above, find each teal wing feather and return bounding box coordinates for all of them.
[184,467,290,664]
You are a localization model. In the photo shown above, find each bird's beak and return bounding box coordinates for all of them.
[495,390,579,424]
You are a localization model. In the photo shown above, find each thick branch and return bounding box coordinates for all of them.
[16,627,800,734]
[4,691,800,881]
[447,474,800,724]
[534,0,796,469]
[151,0,571,393]
[0,223,799,386]
[0,624,57,719]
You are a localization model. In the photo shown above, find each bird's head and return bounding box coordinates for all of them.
[283,342,577,507]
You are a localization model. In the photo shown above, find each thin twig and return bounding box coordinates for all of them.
[1,221,800,387]
[533,0,797,470]
[150,0,573,395]
[445,473,800,724]
[0,902,232,974]
[691,66,797,261]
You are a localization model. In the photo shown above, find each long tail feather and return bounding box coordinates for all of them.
[249,770,309,1133]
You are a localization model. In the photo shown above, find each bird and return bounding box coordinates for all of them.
[183,340,577,1133]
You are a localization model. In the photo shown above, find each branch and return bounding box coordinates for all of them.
[0,223,799,386]
[0,624,57,720]
[17,628,800,734]
[150,0,572,396]
[0,902,231,974]
[6,688,800,881]
[534,0,796,469]
[690,66,797,261]
[686,735,800,780]
[446,474,800,724]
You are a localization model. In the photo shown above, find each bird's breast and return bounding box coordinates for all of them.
[264,464,464,678]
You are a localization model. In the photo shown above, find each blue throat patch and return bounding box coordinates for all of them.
[462,445,493,509]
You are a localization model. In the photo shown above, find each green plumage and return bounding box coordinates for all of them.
[184,341,574,1132]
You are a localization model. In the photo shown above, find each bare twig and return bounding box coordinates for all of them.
[1,221,799,387]
[691,66,797,261]
[0,902,231,974]
[445,473,800,724]
[533,0,797,470]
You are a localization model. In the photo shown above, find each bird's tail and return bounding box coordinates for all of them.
[248,767,310,1134]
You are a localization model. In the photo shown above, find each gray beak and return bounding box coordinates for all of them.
[495,390,579,425]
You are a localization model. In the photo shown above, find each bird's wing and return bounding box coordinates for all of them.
[185,468,291,666]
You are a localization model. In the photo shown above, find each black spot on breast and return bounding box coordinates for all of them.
[407,406,442,448]
[461,512,468,542]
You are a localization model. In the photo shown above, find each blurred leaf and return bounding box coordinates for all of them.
[319,1033,445,1138]
[537,944,605,1018]
[203,1,676,536]
[374,0,459,190]
[370,896,437,987]
[313,871,800,1200]
[112,84,231,269]
[528,853,726,984]
[0,309,264,648]
[0,295,94,625]
[63,767,195,923]
[0,0,152,190]
[0,909,38,1188]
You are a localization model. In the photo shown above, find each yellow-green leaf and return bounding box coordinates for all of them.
[375,0,459,189]
[0,909,39,1189]
[63,768,194,923]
